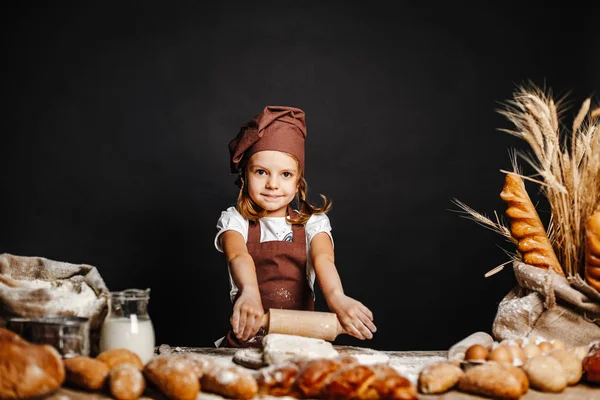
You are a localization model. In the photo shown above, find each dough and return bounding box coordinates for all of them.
[262,334,339,365]
[233,348,265,369]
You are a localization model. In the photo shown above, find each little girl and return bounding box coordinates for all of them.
[214,106,376,348]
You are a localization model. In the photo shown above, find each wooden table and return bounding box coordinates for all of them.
[46,346,600,400]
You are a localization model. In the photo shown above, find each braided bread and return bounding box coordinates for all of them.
[585,211,600,291]
[255,355,418,400]
[500,172,564,276]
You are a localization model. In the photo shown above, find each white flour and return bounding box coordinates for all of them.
[16,279,99,316]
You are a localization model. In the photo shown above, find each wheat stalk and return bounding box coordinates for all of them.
[450,198,517,245]
[454,84,599,278]
[493,84,600,277]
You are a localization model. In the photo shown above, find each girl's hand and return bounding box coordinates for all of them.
[326,292,376,340]
[231,287,264,341]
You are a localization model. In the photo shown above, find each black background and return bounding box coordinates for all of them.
[1,1,598,351]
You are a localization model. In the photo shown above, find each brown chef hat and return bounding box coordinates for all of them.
[229,106,307,174]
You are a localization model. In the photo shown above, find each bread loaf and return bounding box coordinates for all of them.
[0,332,66,399]
[109,363,146,400]
[201,362,258,400]
[97,348,144,370]
[500,172,564,275]
[143,356,200,400]
[522,355,567,392]
[418,362,464,394]
[256,355,418,400]
[585,211,600,291]
[458,361,528,400]
[63,356,110,391]
[549,349,583,386]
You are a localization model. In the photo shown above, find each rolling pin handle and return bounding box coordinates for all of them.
[261,311,270,332]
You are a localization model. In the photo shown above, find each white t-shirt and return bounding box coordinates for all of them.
[214,206,334,303]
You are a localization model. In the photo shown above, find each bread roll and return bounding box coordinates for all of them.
[143,356,200,400]
[97,348,144,370]
[549,349,583,385]
[418,362,463,394]
[458,361,528,400]
[585,211,600,291]
[500,172,564,275]
[522,355,567,392]
[109,363,146,400]
[64,356,110,391]
[201,362,258,400]
[0,336,66,399]
[294,356,358,398]
[255,361,300,397]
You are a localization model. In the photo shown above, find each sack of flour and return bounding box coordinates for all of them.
[492,261,600,347]
[0,253,110,354]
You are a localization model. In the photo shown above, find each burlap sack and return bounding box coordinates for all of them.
[0,253,110,354]
[492,261,600,347]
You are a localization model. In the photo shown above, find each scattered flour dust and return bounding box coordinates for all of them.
[389,355,448,386]
[16,279,99,316]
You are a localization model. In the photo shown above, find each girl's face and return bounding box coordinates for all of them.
[246,150,299,217]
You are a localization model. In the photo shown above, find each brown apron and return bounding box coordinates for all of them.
[223,209,314,348]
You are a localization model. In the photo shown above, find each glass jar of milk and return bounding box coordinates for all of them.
[99,288,155,364]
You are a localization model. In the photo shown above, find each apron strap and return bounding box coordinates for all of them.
[247,207,305,244]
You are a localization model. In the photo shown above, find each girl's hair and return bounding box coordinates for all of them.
[234,160,332,225]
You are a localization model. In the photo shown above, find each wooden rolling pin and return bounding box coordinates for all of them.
[261,309,346,342]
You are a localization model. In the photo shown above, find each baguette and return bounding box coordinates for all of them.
[585,211,600,291]
[500,172,564,276]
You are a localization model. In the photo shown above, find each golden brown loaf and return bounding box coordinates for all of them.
[201,363,258,400]
[256,355,418,400]
[143,356,200,400]
[585,211,600,291]
[255,361,301,397]
[500,172,564,276]
[0,331,66,399]
[63,356,110,391]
